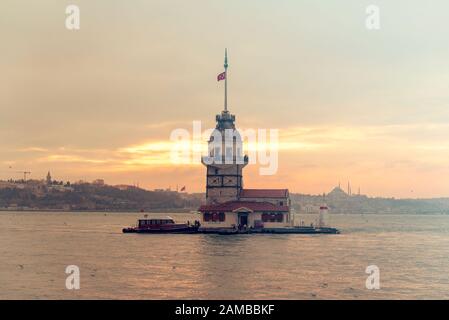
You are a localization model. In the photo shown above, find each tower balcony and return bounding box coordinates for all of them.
[201,154,249,166]
[216,112,236,130]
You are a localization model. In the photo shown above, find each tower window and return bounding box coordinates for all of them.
[205,212,225,222]
[262,213,284,222]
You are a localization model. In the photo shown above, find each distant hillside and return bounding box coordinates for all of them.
[0,183,203,212]
[290,190,449,214]
[1,181,448,214]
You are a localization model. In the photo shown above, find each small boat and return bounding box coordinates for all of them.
[122,217,200,234]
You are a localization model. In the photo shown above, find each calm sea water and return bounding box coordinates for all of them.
[1,211,449,299]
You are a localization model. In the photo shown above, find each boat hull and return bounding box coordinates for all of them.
[123,225,339,235]
[257,227,340,234]
[122,226,199,234]
[199,227,340,235]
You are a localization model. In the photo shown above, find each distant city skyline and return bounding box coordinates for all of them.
[1,1,449,198]
[0,170,433,200]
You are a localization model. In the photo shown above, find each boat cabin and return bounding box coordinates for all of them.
[138,218,175,228]
[123,216,199,233]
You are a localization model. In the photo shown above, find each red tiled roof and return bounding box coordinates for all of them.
[240,189,288,198]
[199,201,289,213]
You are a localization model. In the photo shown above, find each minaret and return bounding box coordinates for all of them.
[201,50,248,204]
[46,171,52,186]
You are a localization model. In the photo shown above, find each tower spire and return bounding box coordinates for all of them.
[224,48,228,112]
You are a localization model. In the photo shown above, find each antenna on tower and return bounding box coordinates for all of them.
[224,48,228,112]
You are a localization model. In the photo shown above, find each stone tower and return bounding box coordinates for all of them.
[201,49,248,204]
[202,111,248,204]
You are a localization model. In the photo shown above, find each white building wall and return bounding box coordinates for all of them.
[200,211,291,229]
[248,212,291,228]
[239,197,289,206]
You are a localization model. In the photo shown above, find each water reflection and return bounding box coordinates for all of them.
[1,212,449,299]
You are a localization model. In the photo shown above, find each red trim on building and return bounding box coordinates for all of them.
[199,201,289,213]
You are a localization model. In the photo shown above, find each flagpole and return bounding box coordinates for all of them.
[224,48,228,112]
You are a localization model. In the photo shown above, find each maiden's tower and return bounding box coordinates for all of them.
[198,50,291,232]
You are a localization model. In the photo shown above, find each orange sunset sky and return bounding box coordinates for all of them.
[1,1,449,198]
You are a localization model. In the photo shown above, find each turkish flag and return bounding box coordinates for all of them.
[217,72,226,81]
